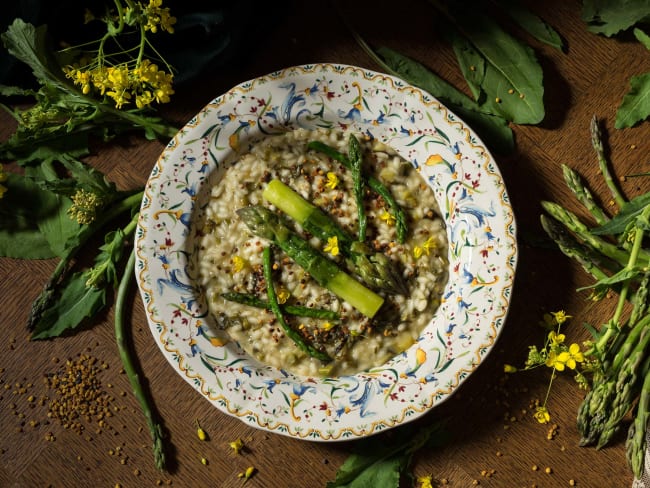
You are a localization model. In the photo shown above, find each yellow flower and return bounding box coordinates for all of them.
[143,0,177,34]
[534,405,551,424]
[68,188,103,224]
[503,364,517,373]
[564,343,584,370]
[229,438,244,455]
[238,466,255,482]
[231,256,246,273]
[325,172,339,190]
[545,350,567,371]
[276,287,290,304]
[422,236,437,255]
[379,211,396,226]
[551,310,572,325]
[548,330,565,346]
[324,236,339,257]
[321,322,336,332]
[413,246,423,259]
[417,475,434,488]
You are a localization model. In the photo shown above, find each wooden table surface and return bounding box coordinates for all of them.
[2,1,650,487]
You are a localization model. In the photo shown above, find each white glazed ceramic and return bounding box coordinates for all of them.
[135,63,517,441]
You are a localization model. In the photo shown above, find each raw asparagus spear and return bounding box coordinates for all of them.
[220,291,340,320]
[307,140,408,243]
[262,179,407,295]
[262,246,331,363]
[237,205,385,318]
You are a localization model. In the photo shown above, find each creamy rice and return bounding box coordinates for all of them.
[196,128,448,377]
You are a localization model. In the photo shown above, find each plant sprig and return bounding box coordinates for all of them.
[510,116,650,479]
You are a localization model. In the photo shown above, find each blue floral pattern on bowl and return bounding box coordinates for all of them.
[135,63,517,441]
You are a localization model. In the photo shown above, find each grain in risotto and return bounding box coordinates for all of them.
[196,128,448,377]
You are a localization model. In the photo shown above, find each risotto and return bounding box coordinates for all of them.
[196,128,448,377]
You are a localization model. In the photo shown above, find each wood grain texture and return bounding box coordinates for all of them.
[2,1,650,486]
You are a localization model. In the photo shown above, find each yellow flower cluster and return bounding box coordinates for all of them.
[325,172,339,190]
[324,236,340,256]
[141,0,176,34]
[0,164,7,198]
[64,59,174,109]
[413,236,437,259]
[68,188,103,224]
[504,310,585,425]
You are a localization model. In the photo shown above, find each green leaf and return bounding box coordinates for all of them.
[25,163,81,257]
[592,191,650,234]
[0,19,67,87]
[375,46,514,154]
[0,173,55,258]
[615,72,650,129]
[36,156,119,200]
[582,0,650,37]
[634,27,650,50]
[577,266,645,292]
[496,0,564,50]
[327,455,402,488]
[85,228,127,289]
[31,270,107,339]
[327,421,448,488]
[0,83,36,97]
[445,11,545,124]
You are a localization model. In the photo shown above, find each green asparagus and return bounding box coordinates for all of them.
[237,206,385,318]
[220,291,340,320]
[540,117,650,479]
[262,179,407,294]
[561,164,609,226]
[626,360,650,478]
[307,140,408,243]
[262,246,332,363]
[348,134,367,242]
[115,249,167,470]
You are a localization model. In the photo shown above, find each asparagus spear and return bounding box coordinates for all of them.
[237,205,385,318]
[541,200,650,268]
[626,363,650,478]
[262,179,407,295]
[348,134,368,242]
[262,246,332,362]
[561,164,609,226]
[591,116,626,209]
[220,291,340,320]
[539,214,612,282]
[115,248,167,470]
[307,140,408,243]
[597,329,650,448]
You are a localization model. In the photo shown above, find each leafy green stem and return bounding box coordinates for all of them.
[595,213,648,354]
[27,191,143,330]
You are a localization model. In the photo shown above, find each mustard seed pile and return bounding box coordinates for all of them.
[44,354,115,435]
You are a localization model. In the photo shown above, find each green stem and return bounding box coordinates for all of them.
[136,23,146,66]
[115,248,167,470]
[595,225,647,353]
